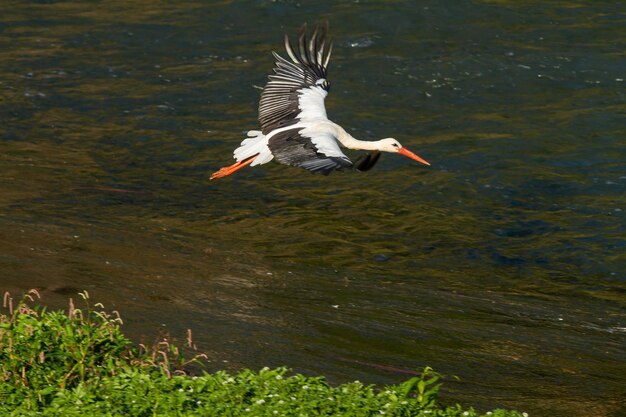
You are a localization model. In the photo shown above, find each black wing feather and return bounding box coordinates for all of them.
[258,23,333,135]
[268,128,352,175]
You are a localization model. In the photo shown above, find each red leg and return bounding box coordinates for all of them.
[210,155,258,180]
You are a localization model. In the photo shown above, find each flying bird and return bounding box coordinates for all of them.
[210,24,430,180]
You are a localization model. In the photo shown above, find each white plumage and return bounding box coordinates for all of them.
[234,131,273,166]
[296,86,328,121]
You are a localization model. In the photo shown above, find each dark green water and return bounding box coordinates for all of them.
[1,1,625,415]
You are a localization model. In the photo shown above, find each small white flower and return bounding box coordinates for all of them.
[486,413,492,416]
[275,375,283,380]
[273,411,279,415]
[463,412,469,416]
[245,408,251,412]
[178,388,184,392]
[197,400,202,405]
[226,377,235,383]
[261,366,270,372]
[256,399,266,405]
[302,385,310,390]
[401,401,407,405]
[522,413,529,417]
[278,400,285,405]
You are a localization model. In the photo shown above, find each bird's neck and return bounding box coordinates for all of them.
[333,124,381,151]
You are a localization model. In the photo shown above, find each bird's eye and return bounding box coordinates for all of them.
[393,143,399,148]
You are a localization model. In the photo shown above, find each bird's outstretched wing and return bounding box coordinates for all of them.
[258,23,333,135]
[268,127,352,176]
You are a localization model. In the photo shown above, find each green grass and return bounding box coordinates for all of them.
[0,290,525,416]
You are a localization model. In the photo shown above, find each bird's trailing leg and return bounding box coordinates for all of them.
[210,154,258,180]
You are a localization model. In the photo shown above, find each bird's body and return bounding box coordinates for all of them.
[210,24,429,180]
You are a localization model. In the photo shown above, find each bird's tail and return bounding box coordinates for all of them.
[233,130,273,165]
[210,131,274,180]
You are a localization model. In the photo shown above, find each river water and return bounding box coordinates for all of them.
[1,1,625,416]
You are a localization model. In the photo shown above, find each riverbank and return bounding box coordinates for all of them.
[0,290,524,416]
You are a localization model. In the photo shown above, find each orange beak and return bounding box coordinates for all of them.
[398,147,430,166]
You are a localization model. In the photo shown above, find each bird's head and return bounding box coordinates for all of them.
[379,138,430,166]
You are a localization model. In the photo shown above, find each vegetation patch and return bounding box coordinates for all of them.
[0,290,525,416]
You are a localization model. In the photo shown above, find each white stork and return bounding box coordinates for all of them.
[210,23,430,180]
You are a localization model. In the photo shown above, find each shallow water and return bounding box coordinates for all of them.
[1,1,625,415]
